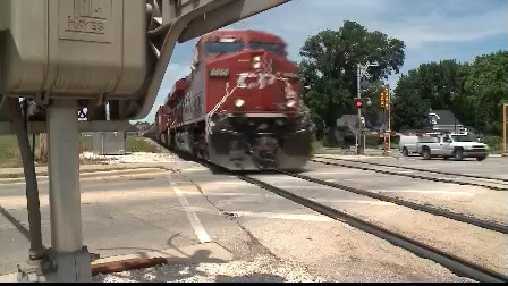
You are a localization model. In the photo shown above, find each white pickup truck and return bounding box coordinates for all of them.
[416,134,488,161]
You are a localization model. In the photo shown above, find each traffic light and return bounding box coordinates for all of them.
[355,98,364,109]
[380,87,390,110]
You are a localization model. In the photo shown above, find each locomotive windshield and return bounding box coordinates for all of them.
[205,41,245,56]
[204,40,286,57]
[248,42,286,56]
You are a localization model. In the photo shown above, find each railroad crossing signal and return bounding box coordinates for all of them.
[380,87,390,110]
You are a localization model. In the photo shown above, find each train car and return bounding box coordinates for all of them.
[155,30,314,170]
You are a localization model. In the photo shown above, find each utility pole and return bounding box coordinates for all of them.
[355,62,379,155]
[356,64,362,154]
[503,103,507,155]
[381,85,391,156]
[387,85,391,155]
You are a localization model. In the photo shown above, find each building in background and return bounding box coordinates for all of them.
[427,110,468,134]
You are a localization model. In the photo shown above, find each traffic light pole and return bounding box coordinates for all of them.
[356,64,363,155]
[388,91,391,153]
[503,103,507,155]
[383,85,391,156]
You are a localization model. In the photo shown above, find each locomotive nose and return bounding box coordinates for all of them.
[251,51,273,72]
[230,51,297,113]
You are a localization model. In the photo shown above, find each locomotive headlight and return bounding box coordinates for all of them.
[252,56,262,69]
[235,99,246,109]
[286,100,297,109]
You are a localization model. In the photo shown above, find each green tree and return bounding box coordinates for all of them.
[299,20,405,145]
[392,60,467,131]
[463,51,508,134]
[392,71,431,131]
[392,51,508,135]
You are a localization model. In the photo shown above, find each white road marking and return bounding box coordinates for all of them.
[374,190,475,195]
[233,211,333,222]
[308,172,355,176]
[394,170,415,174]
[277,185,330,189]
[202,192,258,197]
[171,182,212,244]
[181,167,210,172]
[318,200,394,206]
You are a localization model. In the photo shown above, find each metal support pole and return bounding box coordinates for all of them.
[5,98,45,258]
[383,110,388,156]
[503,103,507,154]
[45,100,91,282]
[387,85,391,154]
[356,64,362,155]
[363,132,366,154]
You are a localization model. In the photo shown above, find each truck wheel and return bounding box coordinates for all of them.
[422,148,431,160]
[454,149,464,161]
[442,156,449,160]
[402,147,409,157]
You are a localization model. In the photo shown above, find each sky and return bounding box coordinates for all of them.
[142,0,508,123]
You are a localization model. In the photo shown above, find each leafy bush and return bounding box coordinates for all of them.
[483,136,501,152]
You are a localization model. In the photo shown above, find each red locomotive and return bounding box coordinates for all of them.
[155,30,313,170]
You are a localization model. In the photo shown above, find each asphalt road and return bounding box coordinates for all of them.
[1,153,506,282]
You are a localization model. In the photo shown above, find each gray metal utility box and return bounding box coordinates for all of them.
[0,0,146,98]
[92,132,126,155]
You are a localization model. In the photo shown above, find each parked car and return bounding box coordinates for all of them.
[399,134,440,157]
[416,134,488,161]
[399,135,419,157]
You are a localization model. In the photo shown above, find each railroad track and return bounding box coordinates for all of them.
[280,170,508,235]
[234,171,508,283]
[312,156,508,192]
[175,155,508,282]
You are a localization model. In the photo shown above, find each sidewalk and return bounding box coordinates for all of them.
[315,147,400,158]
[0,273,16,283]
[315,147,506,159]
[0,153,178,179]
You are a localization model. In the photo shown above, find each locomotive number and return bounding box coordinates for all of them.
[209,68,230,77]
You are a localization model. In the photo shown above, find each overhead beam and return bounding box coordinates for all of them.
[179,0,289,42]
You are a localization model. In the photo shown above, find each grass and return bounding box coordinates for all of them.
[126,136,160,153]
[0,135,22,168]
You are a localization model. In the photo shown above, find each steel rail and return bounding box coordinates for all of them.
[311,157,508,192]
[314,155,508,183]
[280,170,508,235]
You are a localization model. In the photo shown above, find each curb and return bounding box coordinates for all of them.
[0,165,171,183]
[0,273,16,283]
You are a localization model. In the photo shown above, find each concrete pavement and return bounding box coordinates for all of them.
[2,152,506,282]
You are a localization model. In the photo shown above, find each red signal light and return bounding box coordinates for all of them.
[355,99,363,109]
